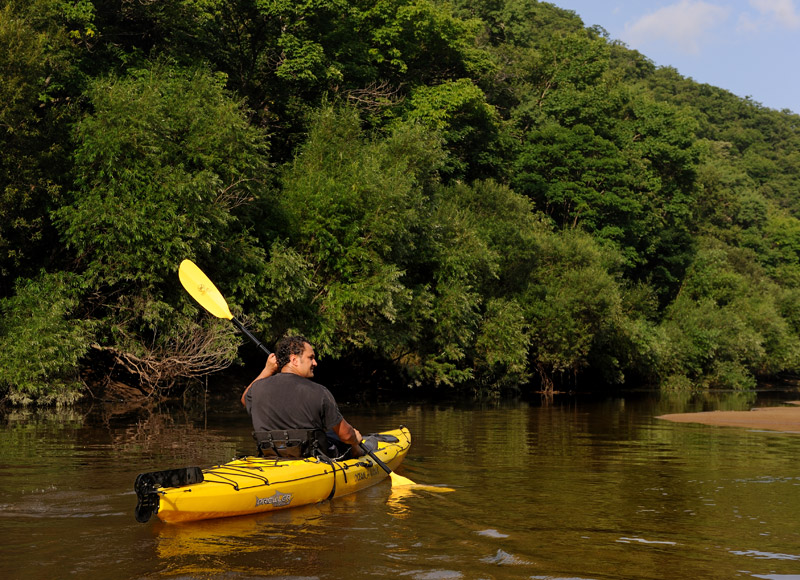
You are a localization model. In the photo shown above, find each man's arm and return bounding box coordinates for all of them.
[240,353,278,407]
[332,418,364,457]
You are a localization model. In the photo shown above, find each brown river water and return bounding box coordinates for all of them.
[2,388,800,580]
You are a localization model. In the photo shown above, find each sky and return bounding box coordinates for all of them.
[552,0,800,114]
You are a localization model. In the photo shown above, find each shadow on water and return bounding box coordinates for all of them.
[1,385,800,579]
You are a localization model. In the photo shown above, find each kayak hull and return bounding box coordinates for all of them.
[141,427,411,524]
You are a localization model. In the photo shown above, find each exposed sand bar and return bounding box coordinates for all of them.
[657,401,800,433]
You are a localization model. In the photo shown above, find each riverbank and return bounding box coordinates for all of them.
[658,401,800,432]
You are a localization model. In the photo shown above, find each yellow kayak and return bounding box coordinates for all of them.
[134,427,411,524]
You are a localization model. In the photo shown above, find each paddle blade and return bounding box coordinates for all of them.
[179,259,233,320]
[407,484,455,493]
[389,474,455,493]
[389,472,418,487]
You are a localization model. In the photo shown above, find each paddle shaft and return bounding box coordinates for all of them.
[231,317,271,356]
[360,442,392,475]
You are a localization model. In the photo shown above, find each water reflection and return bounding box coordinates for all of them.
[153,502,333,576]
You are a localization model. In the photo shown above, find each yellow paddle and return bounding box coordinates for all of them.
[359,442,454,492]
[178,259,439,490]
[359,442,418,487]
[178,259,271,356]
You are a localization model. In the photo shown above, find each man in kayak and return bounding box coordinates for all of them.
[241,335,366,459]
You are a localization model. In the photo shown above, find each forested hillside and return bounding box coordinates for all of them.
[2,0,800,405]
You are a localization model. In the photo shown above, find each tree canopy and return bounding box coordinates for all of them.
[3,0,800,404]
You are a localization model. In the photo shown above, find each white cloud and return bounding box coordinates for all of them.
[748,0,800,28]
[623,0,731,54]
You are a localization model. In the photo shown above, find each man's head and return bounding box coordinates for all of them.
[275,335,317,378]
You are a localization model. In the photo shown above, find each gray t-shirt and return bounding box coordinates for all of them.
[245,372,344,433]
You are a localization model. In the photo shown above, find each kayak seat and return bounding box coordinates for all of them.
[253,429,328,459]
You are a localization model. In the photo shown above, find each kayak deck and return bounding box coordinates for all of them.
[135,426,411,523]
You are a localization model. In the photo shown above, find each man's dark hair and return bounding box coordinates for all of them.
[275,335,311,369]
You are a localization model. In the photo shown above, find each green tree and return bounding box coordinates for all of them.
[399,78,508,180]
[277,110,532,390]
[513,93,699,302]
[431,179,546,390]
[52,61,272,390]
[0,272,95,405]
[447,0,584,48]
[82,0,483,160]
[657,239,800,389]
[56,62,271,288]
[523,229,629,390]
[0,0,86,295]
[275,106,442,360]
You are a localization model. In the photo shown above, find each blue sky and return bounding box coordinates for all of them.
[552,0,800,115]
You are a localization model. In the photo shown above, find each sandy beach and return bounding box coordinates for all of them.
[657,401,800,432]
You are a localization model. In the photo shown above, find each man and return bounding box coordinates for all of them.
[241,335,364,459]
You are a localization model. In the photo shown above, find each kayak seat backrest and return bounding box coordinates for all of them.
[253,429,328,459]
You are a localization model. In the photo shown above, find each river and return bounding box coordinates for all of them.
[1,388,799,579]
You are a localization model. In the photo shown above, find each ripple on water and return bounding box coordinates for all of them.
[734,476,800,485]
[399,570,463,579]
[474,528,509,538]
[0,489,121,519]
[479,548,532,566]
[616,537,678,546]
[732,550,800,561]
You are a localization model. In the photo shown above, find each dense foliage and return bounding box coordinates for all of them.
[2,0,800,404]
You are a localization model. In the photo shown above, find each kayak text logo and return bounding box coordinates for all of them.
[255,491,293,508]
[355,466,380,482]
